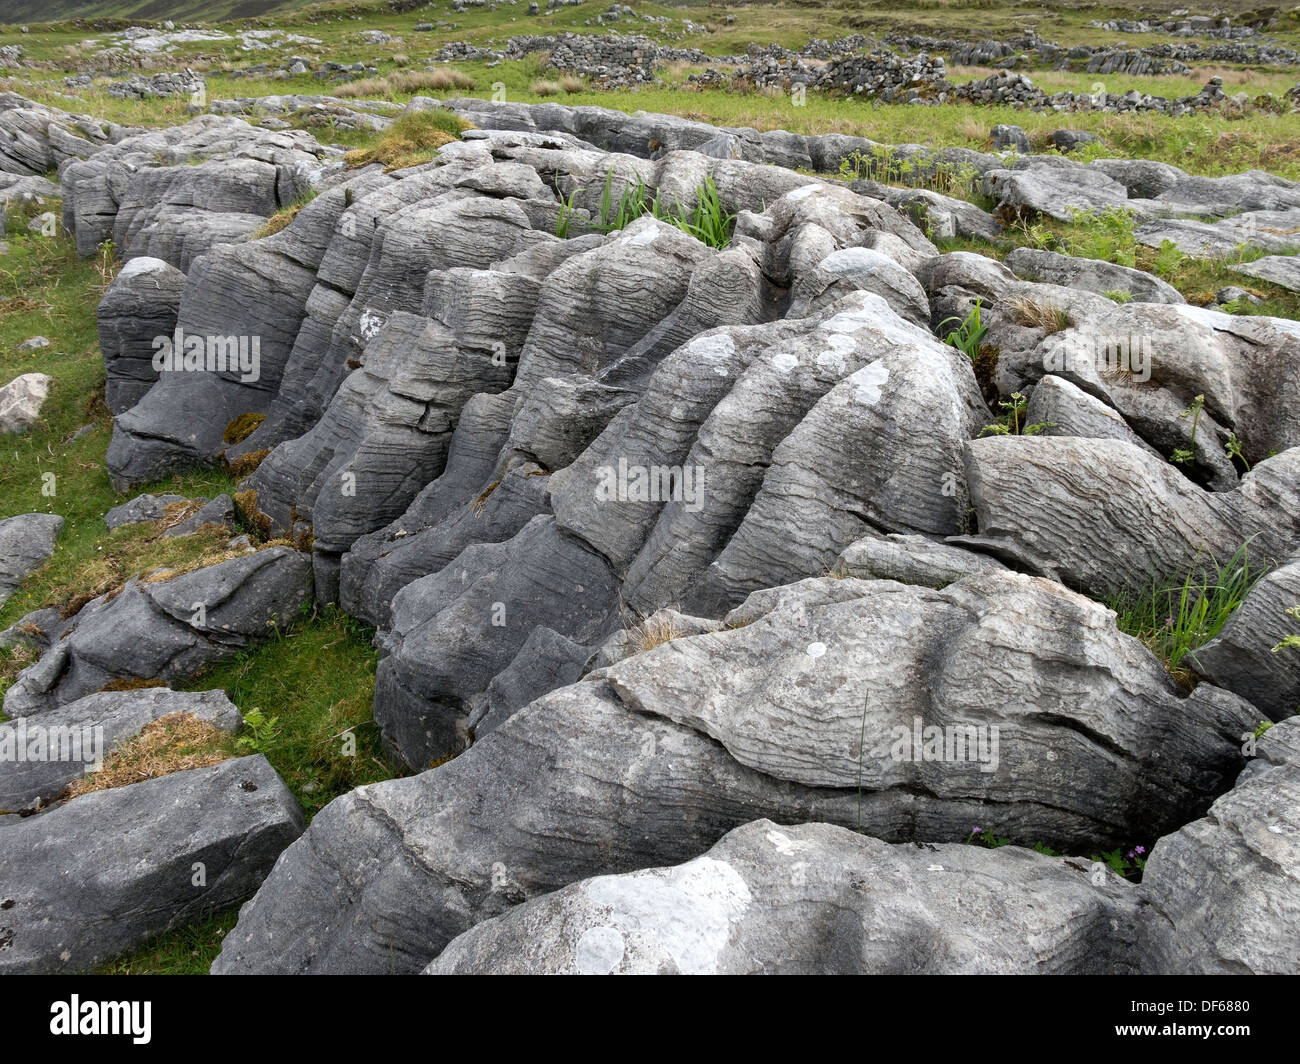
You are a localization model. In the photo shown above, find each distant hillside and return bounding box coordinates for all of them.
[0,0,348,27]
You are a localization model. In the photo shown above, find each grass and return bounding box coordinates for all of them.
[178,603,398,818]
[65,712,237,798]
[342,107,475,172]
[561,170,736,248]
[938,299,988,358]
[97,907,243,976]
[0,200,245,639]
[251,189,318,239]
[627,612,684,655]
[1006,295,1071,333]
[1108,544,1262,687]
[337,67,477,98]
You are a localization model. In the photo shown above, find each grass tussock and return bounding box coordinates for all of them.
[65,712,237,798]
[336,68,476,99]
[343,109,476,172]
[628,613,684,655]
[1108,545,1262,688]
[1006,296,1072,333]
[251,193,315,239]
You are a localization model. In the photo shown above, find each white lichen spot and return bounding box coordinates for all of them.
[574,925,626,975]
[851,361,890,406]
[622,226,659,247]
[584,856,752,974]
[771,351,799,373]
[806,641,827,658]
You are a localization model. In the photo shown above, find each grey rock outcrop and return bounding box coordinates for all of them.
[0,513,63,609]
[0,755,304,974]
[3,546,312,717]
[212,569,1254,973]
[426,819,1142,974]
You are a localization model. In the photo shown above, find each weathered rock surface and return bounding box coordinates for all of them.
[1193,559,1300,721]
[0,513,62,609]
[1230,254,1300,293]
[1006,247,1185,304]
[60,113,334,263]
[1139,717,1300,974]
[0,372,50,434]
[212,570,1254,973]
[426,819,1142,974]
[0,687,242,813]
[2,546,312,716]
[98,256,187,414]
[956,438,1300,597]
[0,755,304,974]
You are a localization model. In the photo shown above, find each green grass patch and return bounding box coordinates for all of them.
[178,603,400,818]
[343,107,474,171]
[96,906,243,976]
[1107,544,1263,686]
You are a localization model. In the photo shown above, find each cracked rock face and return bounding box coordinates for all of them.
[955,438,1300,598]
[425,819,1143,975]
[0,755,304,974]
[1139,718,1300,974]
[211,570,1255,973]
[2,547,312,717]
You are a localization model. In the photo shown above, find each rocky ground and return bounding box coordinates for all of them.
[0,2,1298,977]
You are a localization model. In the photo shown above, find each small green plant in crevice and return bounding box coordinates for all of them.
[556,170,735,250]
[1170,393,1205,466]
[1274,606,1300,652]
[1104,289,1133,304]
[978,392,1052,437]
[968,834,1149,881]
[555,189,579,239]
[672,175,736,249]
[1108,543,1263,684]
[966,827,1012,848]
[1095,845,1148,881]
[938,299,988,359]
[1225,432,1251,472]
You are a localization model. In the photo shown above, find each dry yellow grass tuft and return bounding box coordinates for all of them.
[336,68,476,98]
[344,109,475,172]
[225,448,271,478]
[627,613,684,655]
[531,79,562,97]
[65,712,236,798]
[252,201,307,239]
[1007,295,1071,334]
